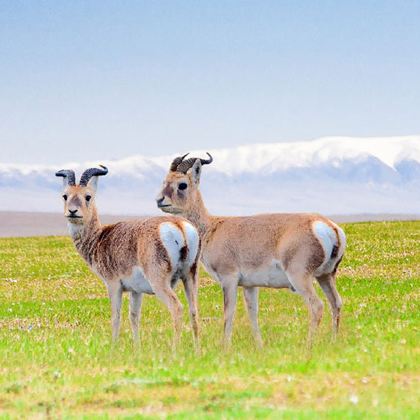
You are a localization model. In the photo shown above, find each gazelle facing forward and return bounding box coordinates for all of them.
[56,166,200,346]
[156,154,346,347]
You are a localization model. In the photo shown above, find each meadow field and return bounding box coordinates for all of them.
[0,221,418,418]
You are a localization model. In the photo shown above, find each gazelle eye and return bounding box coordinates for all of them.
[85,195,92,202]
[62,194,68,201]
[178,183,188,190]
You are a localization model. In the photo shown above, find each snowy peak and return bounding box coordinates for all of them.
[164,136,420,174]
[2,135,420,175]
[0,136,419,215]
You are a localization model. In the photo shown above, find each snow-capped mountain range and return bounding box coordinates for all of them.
[1,136,419,215]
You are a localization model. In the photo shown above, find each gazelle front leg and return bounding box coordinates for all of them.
[221,275,239,348]
[107,282,123,342]
[243,286,263,347]
[129,291,143,344]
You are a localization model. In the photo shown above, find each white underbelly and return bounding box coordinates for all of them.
[239,261,291,288]
[121,266,154,295]
[202,259,292,289]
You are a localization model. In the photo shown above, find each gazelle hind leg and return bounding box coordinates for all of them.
[316,273,342,336]
[286,268,323,347]
[182,268,200,349]
[152,282,184,348]
[243,287,263,347]
[129,291,143,344]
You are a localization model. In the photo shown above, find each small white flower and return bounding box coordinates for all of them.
[349,394,359,405]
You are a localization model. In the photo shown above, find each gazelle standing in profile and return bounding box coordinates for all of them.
[156,154,346,347]
[56,166,201,347]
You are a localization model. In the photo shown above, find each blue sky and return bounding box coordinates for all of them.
[1,1,419,164]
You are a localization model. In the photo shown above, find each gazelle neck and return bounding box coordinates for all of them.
[69,207,102,265]
[185,191,213,238]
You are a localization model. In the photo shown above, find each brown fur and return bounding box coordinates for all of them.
[72,212,178,280]
[156,159,346,346]
[59,177,200,346]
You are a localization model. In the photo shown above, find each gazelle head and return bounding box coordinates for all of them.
[55,166,108,224]
[156,153,213,214]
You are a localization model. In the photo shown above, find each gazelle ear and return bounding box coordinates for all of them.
[187,159,202,184]
[86,176,99,193]
[59,177,70,189]
[79,165,108,193]
[55,169,76,189]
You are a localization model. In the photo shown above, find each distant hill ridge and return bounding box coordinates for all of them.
[0,136,419,215]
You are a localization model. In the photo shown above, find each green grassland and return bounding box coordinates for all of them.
[0,221,419,418]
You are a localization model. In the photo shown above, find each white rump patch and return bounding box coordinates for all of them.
[159,222,185,268]
[336,225,347,256]
[181,221,200,265]
[312,221,337,268]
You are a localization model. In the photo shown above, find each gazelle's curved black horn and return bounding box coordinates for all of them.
[170,153,189,171]
[79,165,108,186]
[55,169,76,186]
[175,152,213,174]
[200,152,213,165]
